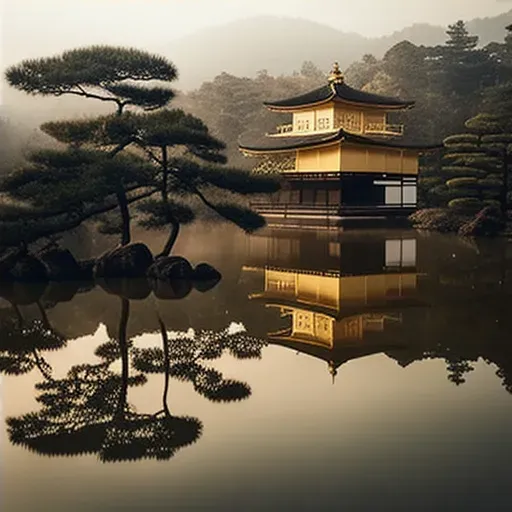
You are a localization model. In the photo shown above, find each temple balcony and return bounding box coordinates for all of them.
[276,123,293,134]
[267,121,404,138]
[268,123,336,137]
[363,123,404,137]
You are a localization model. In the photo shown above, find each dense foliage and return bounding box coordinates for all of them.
[175,21,512,172]
[0,46,280,253]
[3,20,512,243]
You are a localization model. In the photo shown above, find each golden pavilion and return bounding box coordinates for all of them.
[239,63,440,218]
[243,230,426,379]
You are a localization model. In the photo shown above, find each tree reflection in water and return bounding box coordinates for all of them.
[0,303,65,378]
[2,274,267,463]
[5,229,512,463]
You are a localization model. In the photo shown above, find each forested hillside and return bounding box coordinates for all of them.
[175,21,511,167]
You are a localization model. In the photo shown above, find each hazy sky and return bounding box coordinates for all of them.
[1,0,511,67]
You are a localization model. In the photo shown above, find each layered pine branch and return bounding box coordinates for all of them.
[1,46,280,252]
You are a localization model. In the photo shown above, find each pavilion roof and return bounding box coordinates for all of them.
[264,81,415,111]
[268,335,406,371]
[239,128,442,154]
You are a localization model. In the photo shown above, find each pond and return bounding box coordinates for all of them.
[2,226,512,511]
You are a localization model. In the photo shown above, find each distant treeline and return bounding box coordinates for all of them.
[175,20,512,166]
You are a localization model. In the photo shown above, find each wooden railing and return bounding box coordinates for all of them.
[269,122,404,137]
[249,202,416,218]
[364,123,404,136]
[275,124,293,134]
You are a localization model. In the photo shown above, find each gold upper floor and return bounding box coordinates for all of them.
[268,103,404,138]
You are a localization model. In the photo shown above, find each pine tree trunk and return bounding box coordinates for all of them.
[157,145,180,257]
[115,298,130,422]
[158,220,180,258]
[113,103,131,246]
[158,316,172,418]
[116,188,131,246]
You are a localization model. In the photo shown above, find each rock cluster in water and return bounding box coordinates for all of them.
[0,243,222,303]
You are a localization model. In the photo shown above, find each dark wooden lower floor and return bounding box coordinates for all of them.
[251,172,417,218]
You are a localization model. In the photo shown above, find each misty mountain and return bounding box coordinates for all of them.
[2,10,511,126]
[165,11,512,90]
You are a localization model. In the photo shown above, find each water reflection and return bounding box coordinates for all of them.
[243,230,422,381]
[3,228,512,471]
[241,228,512,391]
[1,275,266,463]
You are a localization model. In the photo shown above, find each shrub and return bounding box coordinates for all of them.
[446,177,478,188]
[482,200,501,210]
[419,177,444,188]
[444,134,480,145]
[448,197,483,213]
[409,208,468,233]
[442,166,487,178]
[477,178,502,188]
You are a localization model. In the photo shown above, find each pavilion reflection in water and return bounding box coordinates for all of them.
[243,230,422,378]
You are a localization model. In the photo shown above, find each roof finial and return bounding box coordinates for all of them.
[328,62,344,84]
[328,360,338,385]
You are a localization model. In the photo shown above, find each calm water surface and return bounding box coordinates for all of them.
[2,227,512,511]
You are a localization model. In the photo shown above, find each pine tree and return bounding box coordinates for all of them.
[112,109,279,256]
[445,20,478,53]
[1,46,280,252]
[439,116,512,215]
[5,46,177,115]
[431,20,496,101]
[4,46,177,246]
[485,24,512,84]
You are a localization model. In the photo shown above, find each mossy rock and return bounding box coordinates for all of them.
[42,281,80,304]
[147,257,194,299]
[8,255,48,282]
[150,278,192,300]
[0,281,48,305]
[94,243,154,279]
[192,263,222,293]
[77,259,96,281]
[0,248,48,283]
[98,278,152,300]
[0,247,25,278]
[147,256,193,281]
[40,248,82,282]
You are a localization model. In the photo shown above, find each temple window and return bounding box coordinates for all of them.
[317,117,331,130]
[290,190,301,204]
[328,189,340,205]
[335,111,361,132]
[297,119,311,132]
[315,189,328,205]
[403,185,417,205]
[385,185,402,205]
[302,189,315,204]
[385,239,417,267]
